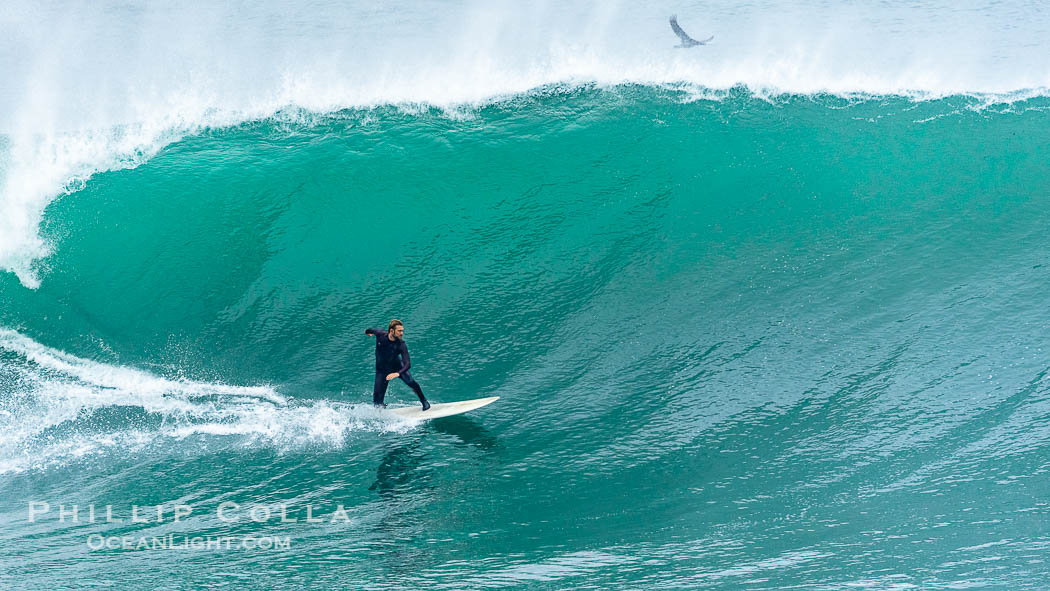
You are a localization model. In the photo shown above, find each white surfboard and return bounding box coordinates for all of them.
[388,396,499,420]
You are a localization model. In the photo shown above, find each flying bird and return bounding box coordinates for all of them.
[669,15,713,48]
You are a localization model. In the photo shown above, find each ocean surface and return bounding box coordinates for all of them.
[3,1,1050,589]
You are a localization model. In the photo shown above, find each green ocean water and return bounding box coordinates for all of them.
[3,87,1050,588]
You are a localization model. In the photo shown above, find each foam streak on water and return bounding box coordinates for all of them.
[0,329,411,474]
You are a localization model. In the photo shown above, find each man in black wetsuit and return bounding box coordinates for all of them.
[365,319,431,411]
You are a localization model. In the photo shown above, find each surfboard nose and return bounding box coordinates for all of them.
[387,396,500,420]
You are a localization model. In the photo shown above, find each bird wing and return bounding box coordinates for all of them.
[669,15,699,45]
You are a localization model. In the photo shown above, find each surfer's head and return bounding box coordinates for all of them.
[388,319,404,339]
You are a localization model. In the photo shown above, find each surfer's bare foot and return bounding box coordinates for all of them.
[421,399,431,411]
[374,402,387,409]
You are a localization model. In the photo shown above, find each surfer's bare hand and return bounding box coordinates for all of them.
[386,372,399,381]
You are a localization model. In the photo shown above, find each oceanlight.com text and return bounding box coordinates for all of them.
[88,534,292,551]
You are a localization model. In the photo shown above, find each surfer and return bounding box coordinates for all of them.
[669,15,713,48]
[365,319,431,411]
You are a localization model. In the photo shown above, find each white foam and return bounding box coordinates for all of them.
[4,0,1050,285]
[0,329,411,473]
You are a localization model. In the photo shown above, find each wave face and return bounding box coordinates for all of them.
[4,3,1050,588]
[3,86,1050,588]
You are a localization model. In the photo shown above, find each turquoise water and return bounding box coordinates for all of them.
[5,1,1050,588]
[3,87,1050,588]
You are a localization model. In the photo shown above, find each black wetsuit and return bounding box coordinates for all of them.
[364,328,426,406]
